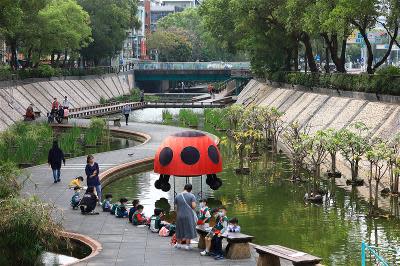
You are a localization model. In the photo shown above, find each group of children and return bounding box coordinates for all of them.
[70,179,241,260]
[196,199,241,260]
[101,195,173,234]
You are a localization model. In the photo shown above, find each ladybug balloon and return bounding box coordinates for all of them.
[154,131,223,191]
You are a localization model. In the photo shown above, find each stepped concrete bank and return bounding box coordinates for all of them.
[0,73,134,131]
[237,79,400,206]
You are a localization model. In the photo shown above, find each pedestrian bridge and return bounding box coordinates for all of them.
[128,62,252,92]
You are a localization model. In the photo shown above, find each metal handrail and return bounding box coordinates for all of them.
[361,242,389,266]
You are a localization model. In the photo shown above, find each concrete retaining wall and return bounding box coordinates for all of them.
[237,79,400,192]
[0,73,134,131]
[238,79,400,138]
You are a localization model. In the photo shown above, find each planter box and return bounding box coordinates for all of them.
[346,178,364,186]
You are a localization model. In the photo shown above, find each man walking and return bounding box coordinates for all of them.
[122,104,131,125]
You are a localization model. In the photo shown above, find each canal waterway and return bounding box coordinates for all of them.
[103,108,400,265]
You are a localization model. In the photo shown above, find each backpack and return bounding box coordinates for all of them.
[159,226,169,236]
[150,215,161,232]
[115,205,127,218]
[110,204,118,215]
[70,194,80,207]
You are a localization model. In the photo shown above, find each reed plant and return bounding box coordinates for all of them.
[162,109,173,124]
[178,109,199,127]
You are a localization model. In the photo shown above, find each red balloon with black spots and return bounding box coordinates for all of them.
[154,131,222,177]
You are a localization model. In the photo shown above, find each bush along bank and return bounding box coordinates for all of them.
[266,66,400,96]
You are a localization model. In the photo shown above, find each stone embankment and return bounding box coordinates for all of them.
[237,79,400,205]
[0,73,134,131]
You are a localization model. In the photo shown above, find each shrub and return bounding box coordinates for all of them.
[0,197,63,265]
[0,65,12,81]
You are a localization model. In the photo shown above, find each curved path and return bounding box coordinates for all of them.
[21,120,255,266]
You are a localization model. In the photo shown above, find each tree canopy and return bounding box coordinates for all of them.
[157,7,241,61]
[200,0,400,74]
[78,0,140,65]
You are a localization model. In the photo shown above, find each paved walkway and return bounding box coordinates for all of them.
[21,120,256,266]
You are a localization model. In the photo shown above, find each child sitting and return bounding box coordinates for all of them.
[79,187,99,215]
[197,199,211,229]
[227,217,240,233]
[200,206,228,260]
[70,186,81,209]
[128,199,140,223]
[102,194,113,212]
[150,208,169,233]
[132,205,147,225]
[69,176,84,188]
[115,198,129,218]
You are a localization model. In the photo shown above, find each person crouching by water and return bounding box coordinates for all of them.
[122,104,131,126]
[48,140,65,183]
[79,186,99,215]
[85,155,102,204]
[174,183,197,250]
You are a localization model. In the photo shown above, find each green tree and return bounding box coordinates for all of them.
[338,122,370,182]
[332,0,400,73]
[158,7,238,61]
[78,0,140,65]
[147,29,192,62]
[38,0,92,67]
[0,0,49,69]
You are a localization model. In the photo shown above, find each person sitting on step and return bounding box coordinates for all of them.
[128,199,140,223]
[132,205,147,225]
[102,194,113,212]
[115,198,129,218]
[149,208,169,233]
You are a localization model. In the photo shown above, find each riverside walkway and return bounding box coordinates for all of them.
[21,120,256,266]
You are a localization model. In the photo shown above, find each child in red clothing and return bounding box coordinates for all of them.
[132,205,147,225]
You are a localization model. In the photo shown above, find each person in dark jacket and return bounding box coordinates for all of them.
[79,186,99,215]
[48,140,65,183]
[85,155,101,203]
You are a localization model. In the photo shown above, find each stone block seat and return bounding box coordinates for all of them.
[255,245,322,266]
[196,226,254,260]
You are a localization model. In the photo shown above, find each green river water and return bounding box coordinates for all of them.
[103,108,400,265]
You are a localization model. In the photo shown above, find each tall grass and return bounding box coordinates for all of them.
[204,108,228,130]
[162,110,173,124]
[178,109,199,127]
[84,118,109,146]
[59,126,81,154]
[0,122,53,164]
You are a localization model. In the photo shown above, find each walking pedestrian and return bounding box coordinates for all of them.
[48,140,65,183]
[122,104,131,126]
[140,90,144,102]
[174,183,197,250]
[85,155,102,203]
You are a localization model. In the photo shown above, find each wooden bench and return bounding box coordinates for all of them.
[196,227,254,260]
[255,245,322,266]
[108,118,121,127]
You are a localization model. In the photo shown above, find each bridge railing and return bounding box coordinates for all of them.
[361,241,400,266]
[134,62,250,71]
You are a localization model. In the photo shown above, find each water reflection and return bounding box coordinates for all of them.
[103,108,400,265]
